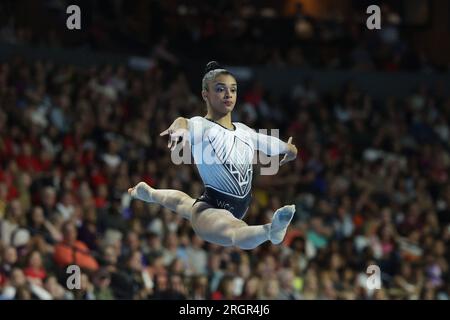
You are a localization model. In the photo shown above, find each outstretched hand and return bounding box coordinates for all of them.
[160,127,189,151]
[160,117,189,151]
[280,136,298,166]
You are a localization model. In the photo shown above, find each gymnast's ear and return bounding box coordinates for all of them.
[201,89,208,102]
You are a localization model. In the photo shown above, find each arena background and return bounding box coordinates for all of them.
[1,0,450,300]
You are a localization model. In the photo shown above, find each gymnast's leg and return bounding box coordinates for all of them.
[128,182,195,220]
[191,202,296,250]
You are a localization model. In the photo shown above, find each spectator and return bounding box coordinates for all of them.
[166,273,187,300]
[0,246,18,278]
[240,276,261,300]
[1,200,26,247]
[44,275,73,300]
[23,250,47,285]
[53,221,99,272]
[28,206,62,244]
[211,275,236,300]
[72,273,95,300]
[190,275,209,300]
[1,268,29,299]
[93,269,115,300]
[277,269,301,300]
[187,235,207,276]
[259,277,280,300]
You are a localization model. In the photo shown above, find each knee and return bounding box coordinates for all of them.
[227,223,261,250]
[203,227,238,248]
[207,226,236,247]
[190,221,233,247]
[225,225,254,250]
[225,229,237,247]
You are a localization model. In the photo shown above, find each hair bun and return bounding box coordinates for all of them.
[205,61,221,74]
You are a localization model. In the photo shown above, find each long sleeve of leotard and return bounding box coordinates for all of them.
[187,116,206,145]
[237,123,289,156]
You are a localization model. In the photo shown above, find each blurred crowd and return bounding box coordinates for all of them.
[0,0,442,72]
[1,52,450,300]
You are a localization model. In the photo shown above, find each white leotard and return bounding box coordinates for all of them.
[188,116,288,200]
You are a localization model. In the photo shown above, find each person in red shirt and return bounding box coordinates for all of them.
[0,272,5,287]
[15,142,43,173]
[24,250,47,285]
[211,275,236,300]
[53,221,99,272]
[94,184,108,209]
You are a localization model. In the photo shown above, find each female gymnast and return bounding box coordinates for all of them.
[128,61,298,250]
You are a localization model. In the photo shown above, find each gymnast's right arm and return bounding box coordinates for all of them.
[160,116,204,151]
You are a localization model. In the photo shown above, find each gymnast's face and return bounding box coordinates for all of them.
[203,74,237,116]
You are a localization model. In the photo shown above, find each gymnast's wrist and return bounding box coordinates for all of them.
[286,143,297,156]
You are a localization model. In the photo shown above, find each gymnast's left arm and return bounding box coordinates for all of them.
[279,136,298,166]
[247,127,298,165]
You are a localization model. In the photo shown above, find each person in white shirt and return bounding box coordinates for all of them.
[129,61,298,250]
